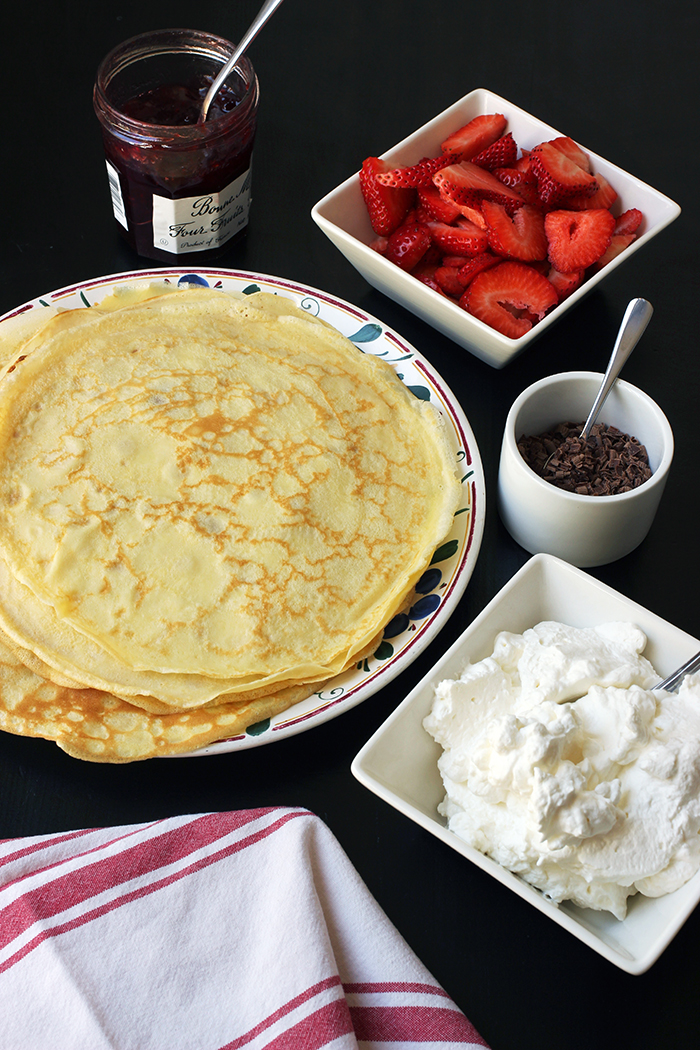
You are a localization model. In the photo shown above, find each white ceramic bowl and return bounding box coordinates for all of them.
[498,371,673,566]
[311,88,680,369]
[351,553,700,974]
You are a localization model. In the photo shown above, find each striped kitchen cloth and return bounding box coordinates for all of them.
[0,807,489,1049]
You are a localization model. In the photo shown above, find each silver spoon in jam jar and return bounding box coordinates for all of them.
[200,0,286,122]
[579,297,654,441]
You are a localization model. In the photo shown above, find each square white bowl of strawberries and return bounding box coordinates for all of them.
[311,88,680,368]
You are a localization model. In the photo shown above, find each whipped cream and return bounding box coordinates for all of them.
[423,622,700,918]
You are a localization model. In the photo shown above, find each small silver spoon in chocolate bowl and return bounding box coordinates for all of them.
[199,0,286,122]
[579,297,654,441]
[541,297,654,472]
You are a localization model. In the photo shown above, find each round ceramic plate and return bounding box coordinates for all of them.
[1,267,485,755]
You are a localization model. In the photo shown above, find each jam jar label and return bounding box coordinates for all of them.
[152,167,252,254]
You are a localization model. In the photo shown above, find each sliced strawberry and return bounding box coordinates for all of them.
[494,167,540,207]
[549,136,592,173]
[472,132,518,171]
[440,113,508,160]
[515,151,532,172]
[416,272,447,295]
[613,208,643,236]
[528,259,552,275]
[359,157,415,235]
[530,141,598,205]
[457,252,501,288]
[566,172,618,211]
[548,266,585,301]
[370,236,389,254]
[384,221,432,271]
[481,201,547,262]
[593,233,636,270]
[462,261,558,338]
[434,266,468,297]
[456,202,487,229]
[376,153,457,188]
[413,205,433,225]
[417,184,462,223]
[433,161,525,212]
[418,243,443,269]
[427,218,488,256]
[545,208,616,272]
[412,248,442,280]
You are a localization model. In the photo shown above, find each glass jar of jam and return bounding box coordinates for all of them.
[93,29,259,262]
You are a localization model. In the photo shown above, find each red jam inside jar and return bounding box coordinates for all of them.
[93,30,259,263]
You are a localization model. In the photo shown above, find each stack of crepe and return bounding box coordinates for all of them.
[0,287,461,761]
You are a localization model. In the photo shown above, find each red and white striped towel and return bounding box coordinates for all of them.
[0,807,489,1049]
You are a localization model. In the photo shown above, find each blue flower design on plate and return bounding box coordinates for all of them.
[347,323,382,343]
[178,274,210,287]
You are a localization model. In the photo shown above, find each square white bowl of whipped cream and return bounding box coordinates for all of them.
[351,553,700,973]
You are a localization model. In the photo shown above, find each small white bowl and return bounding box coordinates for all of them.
[498,371,673,566]
[311,88,680,369]
[351,553,700,974]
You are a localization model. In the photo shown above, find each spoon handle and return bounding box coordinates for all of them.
[579,297,654,441]
[200,0,286,122]
[653,650,700,693]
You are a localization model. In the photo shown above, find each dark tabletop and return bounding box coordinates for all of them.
[1,2,698,1047]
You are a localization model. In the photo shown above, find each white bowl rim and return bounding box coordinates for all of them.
[504,370,674,501]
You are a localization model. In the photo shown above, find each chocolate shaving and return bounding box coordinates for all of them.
[517,421,652,496]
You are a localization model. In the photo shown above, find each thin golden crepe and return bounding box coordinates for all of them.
[0,629,316,762]
[0,286,461,759]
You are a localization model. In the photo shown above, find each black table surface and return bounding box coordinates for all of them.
[1,2,698,1047]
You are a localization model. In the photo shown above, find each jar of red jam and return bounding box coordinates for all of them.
[93,29,259,262]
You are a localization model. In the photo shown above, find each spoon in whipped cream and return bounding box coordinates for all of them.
[653,650,700,693]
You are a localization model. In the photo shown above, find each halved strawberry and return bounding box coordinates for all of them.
[427,218,488,256]
[417,184,462,223]
[481,201,548,262]
[566,172,618,211]
[472,132,518,171]
[549,136,592,173]
[593,233,636,270]
[462,261,558,338]
[457,252,501,288]
[359,157,415,235]
[433,161,525,211]
[384,221,432,271]
[544,208,616,272]
[493,167,540,207]
[613,208,643,236]
[375,153,457,188]
[530,141,598,205]
[547,266,585,301]
[440,113,508,160]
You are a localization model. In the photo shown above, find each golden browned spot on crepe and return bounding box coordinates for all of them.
[0,287,461,760]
